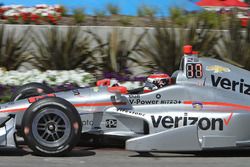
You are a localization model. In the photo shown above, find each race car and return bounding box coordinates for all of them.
[0,45,250,156]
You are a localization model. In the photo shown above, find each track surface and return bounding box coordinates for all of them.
[0,147,250,167]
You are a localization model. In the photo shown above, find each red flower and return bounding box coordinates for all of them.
[47,14,58,24]
[22,15,27,21]
[21,13,29,21]
[47,14,54,19]
[13,15,19,21]
[57,15,62,20]
[35,19,40,24]
[31,14,39,21]
[0,8,4,14]
[55,7,63,13]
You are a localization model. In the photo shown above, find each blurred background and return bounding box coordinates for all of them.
[0,0,250,101]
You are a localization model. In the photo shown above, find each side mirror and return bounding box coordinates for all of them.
[108,86,128,102]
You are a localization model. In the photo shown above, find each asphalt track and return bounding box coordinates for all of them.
[0,147,250,167]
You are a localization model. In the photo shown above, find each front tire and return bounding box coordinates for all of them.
[22,97,82,156]
[11,82,55,143]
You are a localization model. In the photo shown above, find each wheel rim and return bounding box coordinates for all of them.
[32,108,71,148]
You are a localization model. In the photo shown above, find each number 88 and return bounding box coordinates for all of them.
[186,63,203,78]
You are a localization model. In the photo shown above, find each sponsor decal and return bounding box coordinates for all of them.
[105,119,117,128]
[224,113,233,126]
[72,89,80,95]
[0,104,10,110]
[128,93,181,105]
[187,57,199,62]
[206,65,230,73]
[129,98,181,105]
[129,99,159,105]
[160,100,181,104]
[7,102,15,105]
[151,113,232,131]
[192,102,203,110]
[28,93,56,103]
[92,87,99,92]
[82,120,93,126]
[186,63,203,79]
[129,94,140,98]
[117,109,146,116]
[156,94,161,99]
[211,75,250,95]
[187,57,194,62]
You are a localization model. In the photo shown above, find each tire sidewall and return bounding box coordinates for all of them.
[22,97,82,156]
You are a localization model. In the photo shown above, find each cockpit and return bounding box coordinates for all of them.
[97,45,204,94]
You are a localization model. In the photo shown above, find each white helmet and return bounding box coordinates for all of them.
[144,73,171,93]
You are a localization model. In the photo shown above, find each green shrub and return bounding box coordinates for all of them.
[0,25,31,70]
[73,8,85,23]
[7,16,19,24]
[137,5,157,17]
[106,3,120,15]
[87,28,147,75]
[31,27,97,72]
[138,21,183,74]
[169,8,188,27]
[118,16,132,26]
[60,6,68,16]
[0,88,11,103]
[94,9,106,17]
[215,14,250,69]
[138,18,221,74]
[197,11,223,28]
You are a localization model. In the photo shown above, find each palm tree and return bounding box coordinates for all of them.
[31,26,97,72]
[0,24,31,70]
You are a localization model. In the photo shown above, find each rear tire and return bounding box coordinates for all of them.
[22,97,82,156]
[10,82,54,101]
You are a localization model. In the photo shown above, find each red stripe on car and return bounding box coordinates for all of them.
[0,101,126,113]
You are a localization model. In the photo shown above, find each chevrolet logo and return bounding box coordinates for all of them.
[206,65,230,73]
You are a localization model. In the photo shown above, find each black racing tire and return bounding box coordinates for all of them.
[10,82,54,101]
[136,151,152,157]
[21,97,82,156]
[10,82,55,139]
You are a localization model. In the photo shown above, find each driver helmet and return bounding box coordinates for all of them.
[144,73,171,93]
